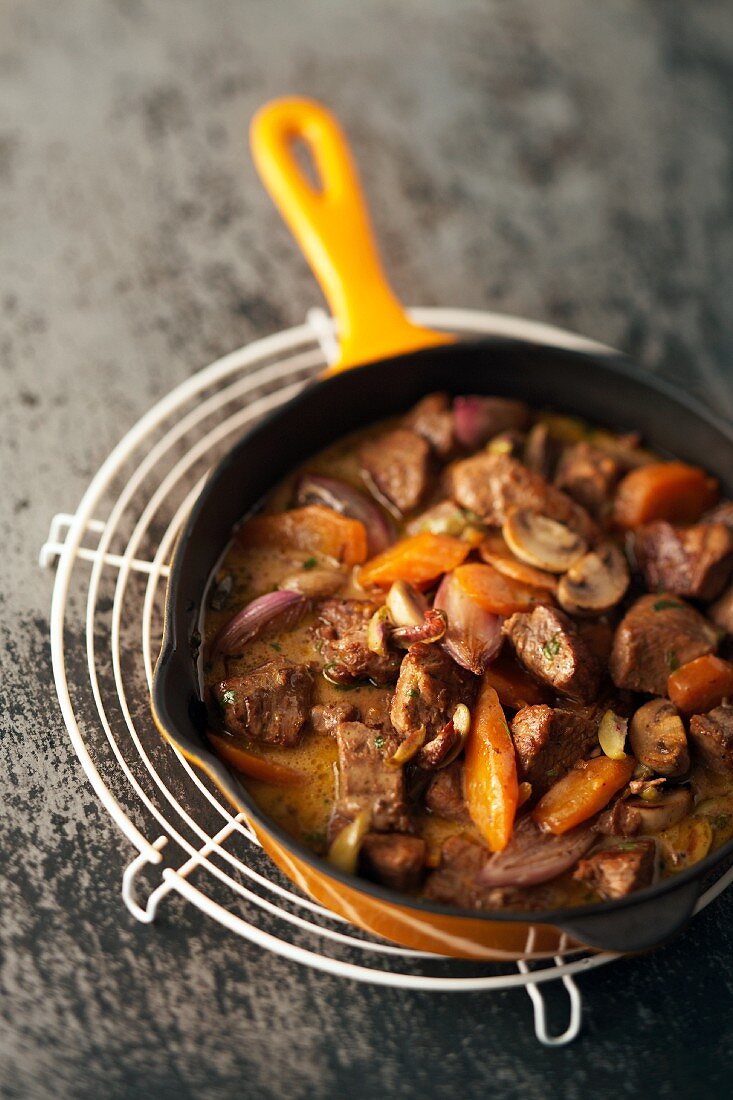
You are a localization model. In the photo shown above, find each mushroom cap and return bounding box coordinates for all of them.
[502,509,587,574]
[557,542,630,616]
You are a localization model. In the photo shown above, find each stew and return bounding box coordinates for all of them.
[201,392,733,911]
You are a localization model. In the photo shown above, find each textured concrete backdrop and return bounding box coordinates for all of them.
[2,2,733,1098]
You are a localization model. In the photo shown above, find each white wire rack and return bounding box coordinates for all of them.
[41,305,733,1047]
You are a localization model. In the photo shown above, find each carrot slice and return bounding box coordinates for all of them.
[478,533,558,592]
[668,654,733,715]
[451,562,553,616]
[357,532,469,588]
[207,731,305,786]
[613,462,718,529]
[237,505,367,565]
[464,679,518,851]
[481,652,551,710]
[532,756,635,835]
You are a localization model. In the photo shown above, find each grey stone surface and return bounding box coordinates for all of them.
[2,1,733,1097]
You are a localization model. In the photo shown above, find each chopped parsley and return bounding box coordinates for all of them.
[542,634,561,662]
[666,649,680,672]
[546,767,560,779]
[270,642,282,652]
[653,599,682,612]
[374,734,386,750]
[615,841,641,851]
[711,814,731,830]
[409,688,420,698]
[221,689,236,707]
[302,557,318,571]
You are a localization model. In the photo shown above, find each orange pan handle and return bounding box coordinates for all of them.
[250,97,452,375]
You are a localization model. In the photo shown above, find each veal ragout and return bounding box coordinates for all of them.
[202,393,733,911]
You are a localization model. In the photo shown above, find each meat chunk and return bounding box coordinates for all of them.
[310,702,358,736]
[329,720,411,840]
[554,442,620,518]
[574,839,656,900]
[610,594,718,696]
[446,452,597,540]
[360,833,426,892]
[403,392,454,458]
[510,704,600,797]
[217,661,314,747]
[422,835,538,910]
[503,606,603,702]
[635,521,733,601]
[424,760,469,822]
[316,599,402,685]
[391,642,477,743]
[360,428,431,514]
[689,705,733,777]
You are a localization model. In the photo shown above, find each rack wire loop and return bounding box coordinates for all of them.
[42,306,731,1047]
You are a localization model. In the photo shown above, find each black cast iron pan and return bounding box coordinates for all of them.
[152,98,733,956]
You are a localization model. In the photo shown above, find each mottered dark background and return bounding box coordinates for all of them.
[2,2,733,1097]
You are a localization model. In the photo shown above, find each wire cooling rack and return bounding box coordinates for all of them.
[41,306,733,1046]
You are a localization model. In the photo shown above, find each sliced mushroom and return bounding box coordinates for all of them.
[629,698,691,778]
[557,543,630,616]
[281,565,346,599]
[502,509,587,574]
[605,788,694,835]
[385,580,427,628]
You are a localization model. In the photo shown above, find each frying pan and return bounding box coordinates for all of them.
[152,97,733,959]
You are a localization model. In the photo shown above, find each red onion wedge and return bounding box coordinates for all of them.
[295,473,396,555]
[434,571,503,675]
[453,395,530,450]
[476,815,595,887]
[213,590,307,655]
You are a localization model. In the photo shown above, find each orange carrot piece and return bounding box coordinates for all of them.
[207,732,305,786]
[464,680,519,851]
[237,505,367,565]
[532,756,635,835]
[451,562,553,616]
[357,532,469,588]
[613,462,718,529]
[478,534,558,592]
[667,654,733,715]
[481,652,551,710]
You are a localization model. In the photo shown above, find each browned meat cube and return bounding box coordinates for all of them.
[503,606,602,703]
[510,704,600,796]
[424,760,469,823]
[422,835,494,908]
[689,705,733,777]
[217,661,314,747]
[360,833,426,892]
[360,428,431,514]
[554,441,621,518]
[391,642,477,743]
[310,702,358,736]
[446,452,597,540]
[403,392,454,458]
[574,839,656,900]
[635,521,733,601]
[610,594,717,695]
[316,599,403,685]
[329,720,411,840]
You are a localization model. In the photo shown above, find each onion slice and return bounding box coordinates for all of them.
[453,395,530,450]
[213,590,307,654]
[476,815,595,887]
[295,473,396,555]
[434,571,503,674]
